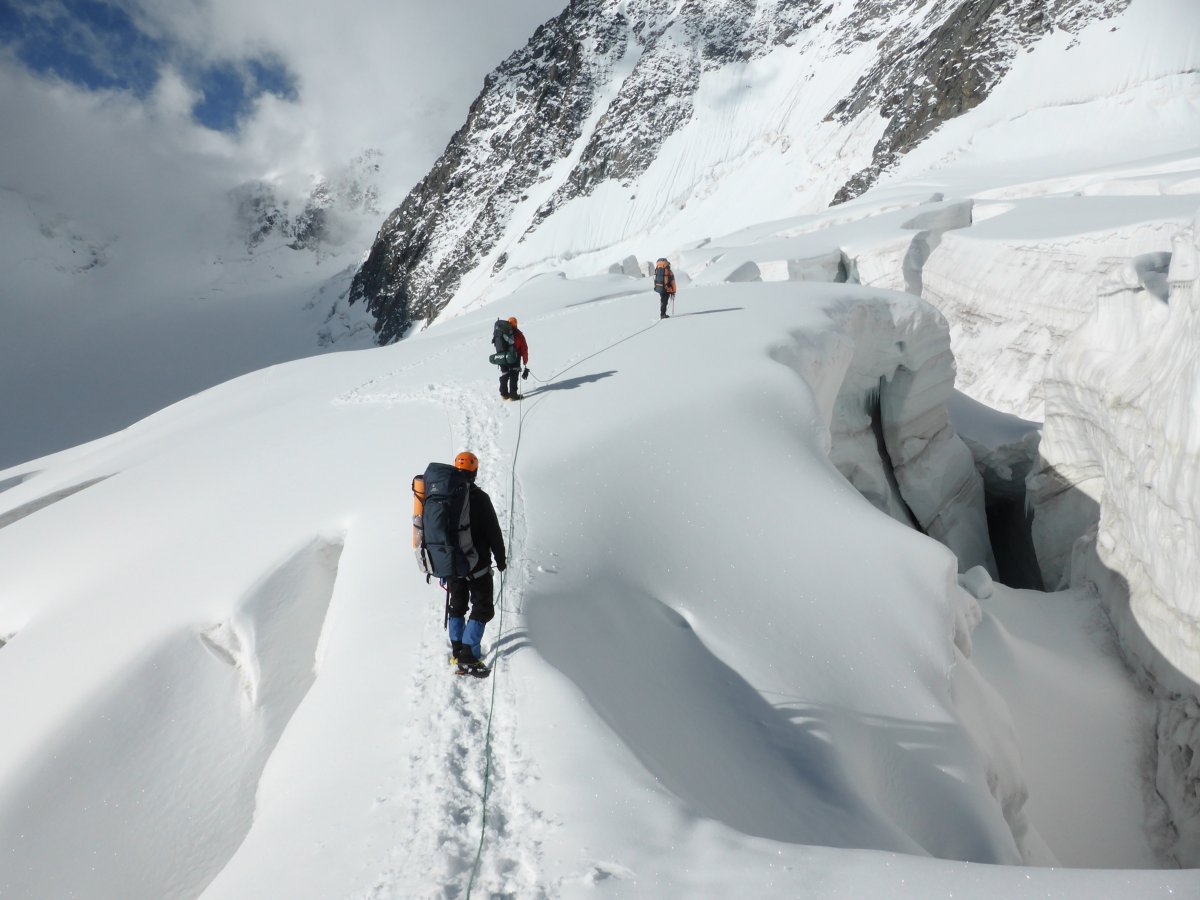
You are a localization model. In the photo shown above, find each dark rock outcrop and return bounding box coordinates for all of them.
[350,1,628,343]
[829,0,1132,204]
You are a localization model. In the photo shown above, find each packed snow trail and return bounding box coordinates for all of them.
[349,380,544,899]
[464,395,523,898]
[462,314,671,897]
[378,310,669,897]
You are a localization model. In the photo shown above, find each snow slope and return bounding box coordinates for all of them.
[0,263,1192,896]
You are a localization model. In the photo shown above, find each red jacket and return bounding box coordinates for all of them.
[513,328,529,365]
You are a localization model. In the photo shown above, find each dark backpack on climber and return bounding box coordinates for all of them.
[653,258,670,290]
[414,462,480,579]
[489,318,518,366]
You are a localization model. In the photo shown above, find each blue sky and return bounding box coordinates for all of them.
[0,0,297,131]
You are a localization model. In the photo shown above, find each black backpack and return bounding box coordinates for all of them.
[489,319,518,366]
[415,462,480,578]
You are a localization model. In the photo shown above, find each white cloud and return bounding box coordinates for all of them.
[0,0,566,271]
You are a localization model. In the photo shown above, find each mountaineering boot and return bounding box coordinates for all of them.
[455,651,491,678]
[660,313,669,319]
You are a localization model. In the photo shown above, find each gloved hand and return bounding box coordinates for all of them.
[522,367,530,380]
[497,560,507,572]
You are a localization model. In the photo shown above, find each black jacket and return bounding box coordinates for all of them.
[468,484,506,574]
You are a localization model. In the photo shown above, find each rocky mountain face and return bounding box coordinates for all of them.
[351,0,1133,343]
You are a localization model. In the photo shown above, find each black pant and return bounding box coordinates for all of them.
[657,290,671,316]
[448,570,495,624]
[499,365,520,398]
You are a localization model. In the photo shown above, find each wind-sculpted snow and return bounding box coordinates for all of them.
[1027,209,1200,864]
[513,282,1018,864]
[4,267,1187,896]
[0,537,341,899]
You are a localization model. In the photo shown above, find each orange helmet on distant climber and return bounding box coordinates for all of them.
[454,451,479,473]
[507,317,518,327]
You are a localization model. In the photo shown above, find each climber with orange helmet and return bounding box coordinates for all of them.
[491,316,530,401]
[443,450,506,676]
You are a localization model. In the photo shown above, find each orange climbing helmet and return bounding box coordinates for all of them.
[454,451,479,473]
[507,316,518,327]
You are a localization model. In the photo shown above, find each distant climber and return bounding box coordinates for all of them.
[653,258,676,319]
[416,451,507,677]
[490,316,530,401]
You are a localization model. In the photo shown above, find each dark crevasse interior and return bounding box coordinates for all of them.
[985,494,1044,590]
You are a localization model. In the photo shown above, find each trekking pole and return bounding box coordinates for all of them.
[672,294,675,316]
[443,582,451,629]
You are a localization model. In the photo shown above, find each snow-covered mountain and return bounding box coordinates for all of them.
[349,0,1141,342]
[2,0,1200,895]
[232,150,384,256]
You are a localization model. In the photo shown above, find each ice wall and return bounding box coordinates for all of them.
[1027,208,1200,864]
[820,297,997,576]
[922,201,1194,420]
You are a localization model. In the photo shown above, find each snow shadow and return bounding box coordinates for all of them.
[0,537,343,900]
[526,580,1014,862]
[0,475,27,494]
[524,370,616,396]
[1108,590,1200,867]
[1029,465,1200,866]
[0,476,110,531]
[489,627,530,661]
[673,306,744,317]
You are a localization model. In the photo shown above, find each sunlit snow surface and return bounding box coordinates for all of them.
[0,266,1193,896]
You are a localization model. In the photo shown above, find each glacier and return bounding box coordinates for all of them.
[0,0,1199,894]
